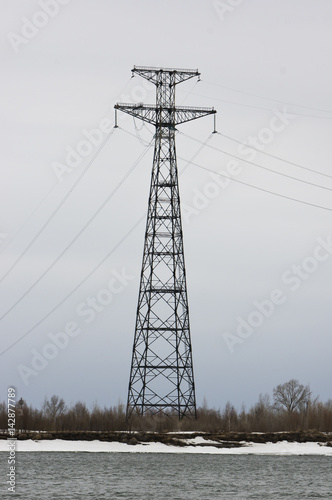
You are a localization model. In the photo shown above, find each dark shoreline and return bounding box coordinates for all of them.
[1,430,332,448]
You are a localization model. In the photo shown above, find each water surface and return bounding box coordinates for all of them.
[1,452,331,499]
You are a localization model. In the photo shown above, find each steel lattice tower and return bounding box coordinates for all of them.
[115,66,216,419]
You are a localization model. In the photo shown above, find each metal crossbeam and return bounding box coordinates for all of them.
[115,103,216,126]
[131,65,200,86]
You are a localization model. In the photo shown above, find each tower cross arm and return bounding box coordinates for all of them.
[174,106,216,125]
[132,66,200,86]
[114,103,158,126]
[114,103,216,127]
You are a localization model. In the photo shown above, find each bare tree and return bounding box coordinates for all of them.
[72,401,89,417]
[222,401,237,431]
[273,379,311,414]
[43,395,66,429]
[250,393,273,431]
[72,401,90,430]
[255,393,272,413]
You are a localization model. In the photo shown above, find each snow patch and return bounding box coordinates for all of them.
[0,439,331,455]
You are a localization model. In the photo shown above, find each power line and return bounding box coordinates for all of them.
[0,133,212,357]
[181,133,214,175]
[0,139,153,322]
[0,80,143,356]
[181,132,332,193]
[4,128,325,328]
[0,213,146,358]
[122,125,153,144]
[0,74,137,270]
[0,183,56,256]
[179,157,332,213]
[216,132,332,181]
[0,127,117,284]
[133,117,152,146]
[184,89,332,120]
[202,80,332,116]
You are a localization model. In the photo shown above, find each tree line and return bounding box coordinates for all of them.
[1,379,331,433]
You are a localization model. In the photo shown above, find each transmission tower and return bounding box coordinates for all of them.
[115,66,216,419]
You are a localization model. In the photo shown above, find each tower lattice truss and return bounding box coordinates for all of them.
[115,66,216,419]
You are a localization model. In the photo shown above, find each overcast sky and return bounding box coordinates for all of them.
[1,0,332,412]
